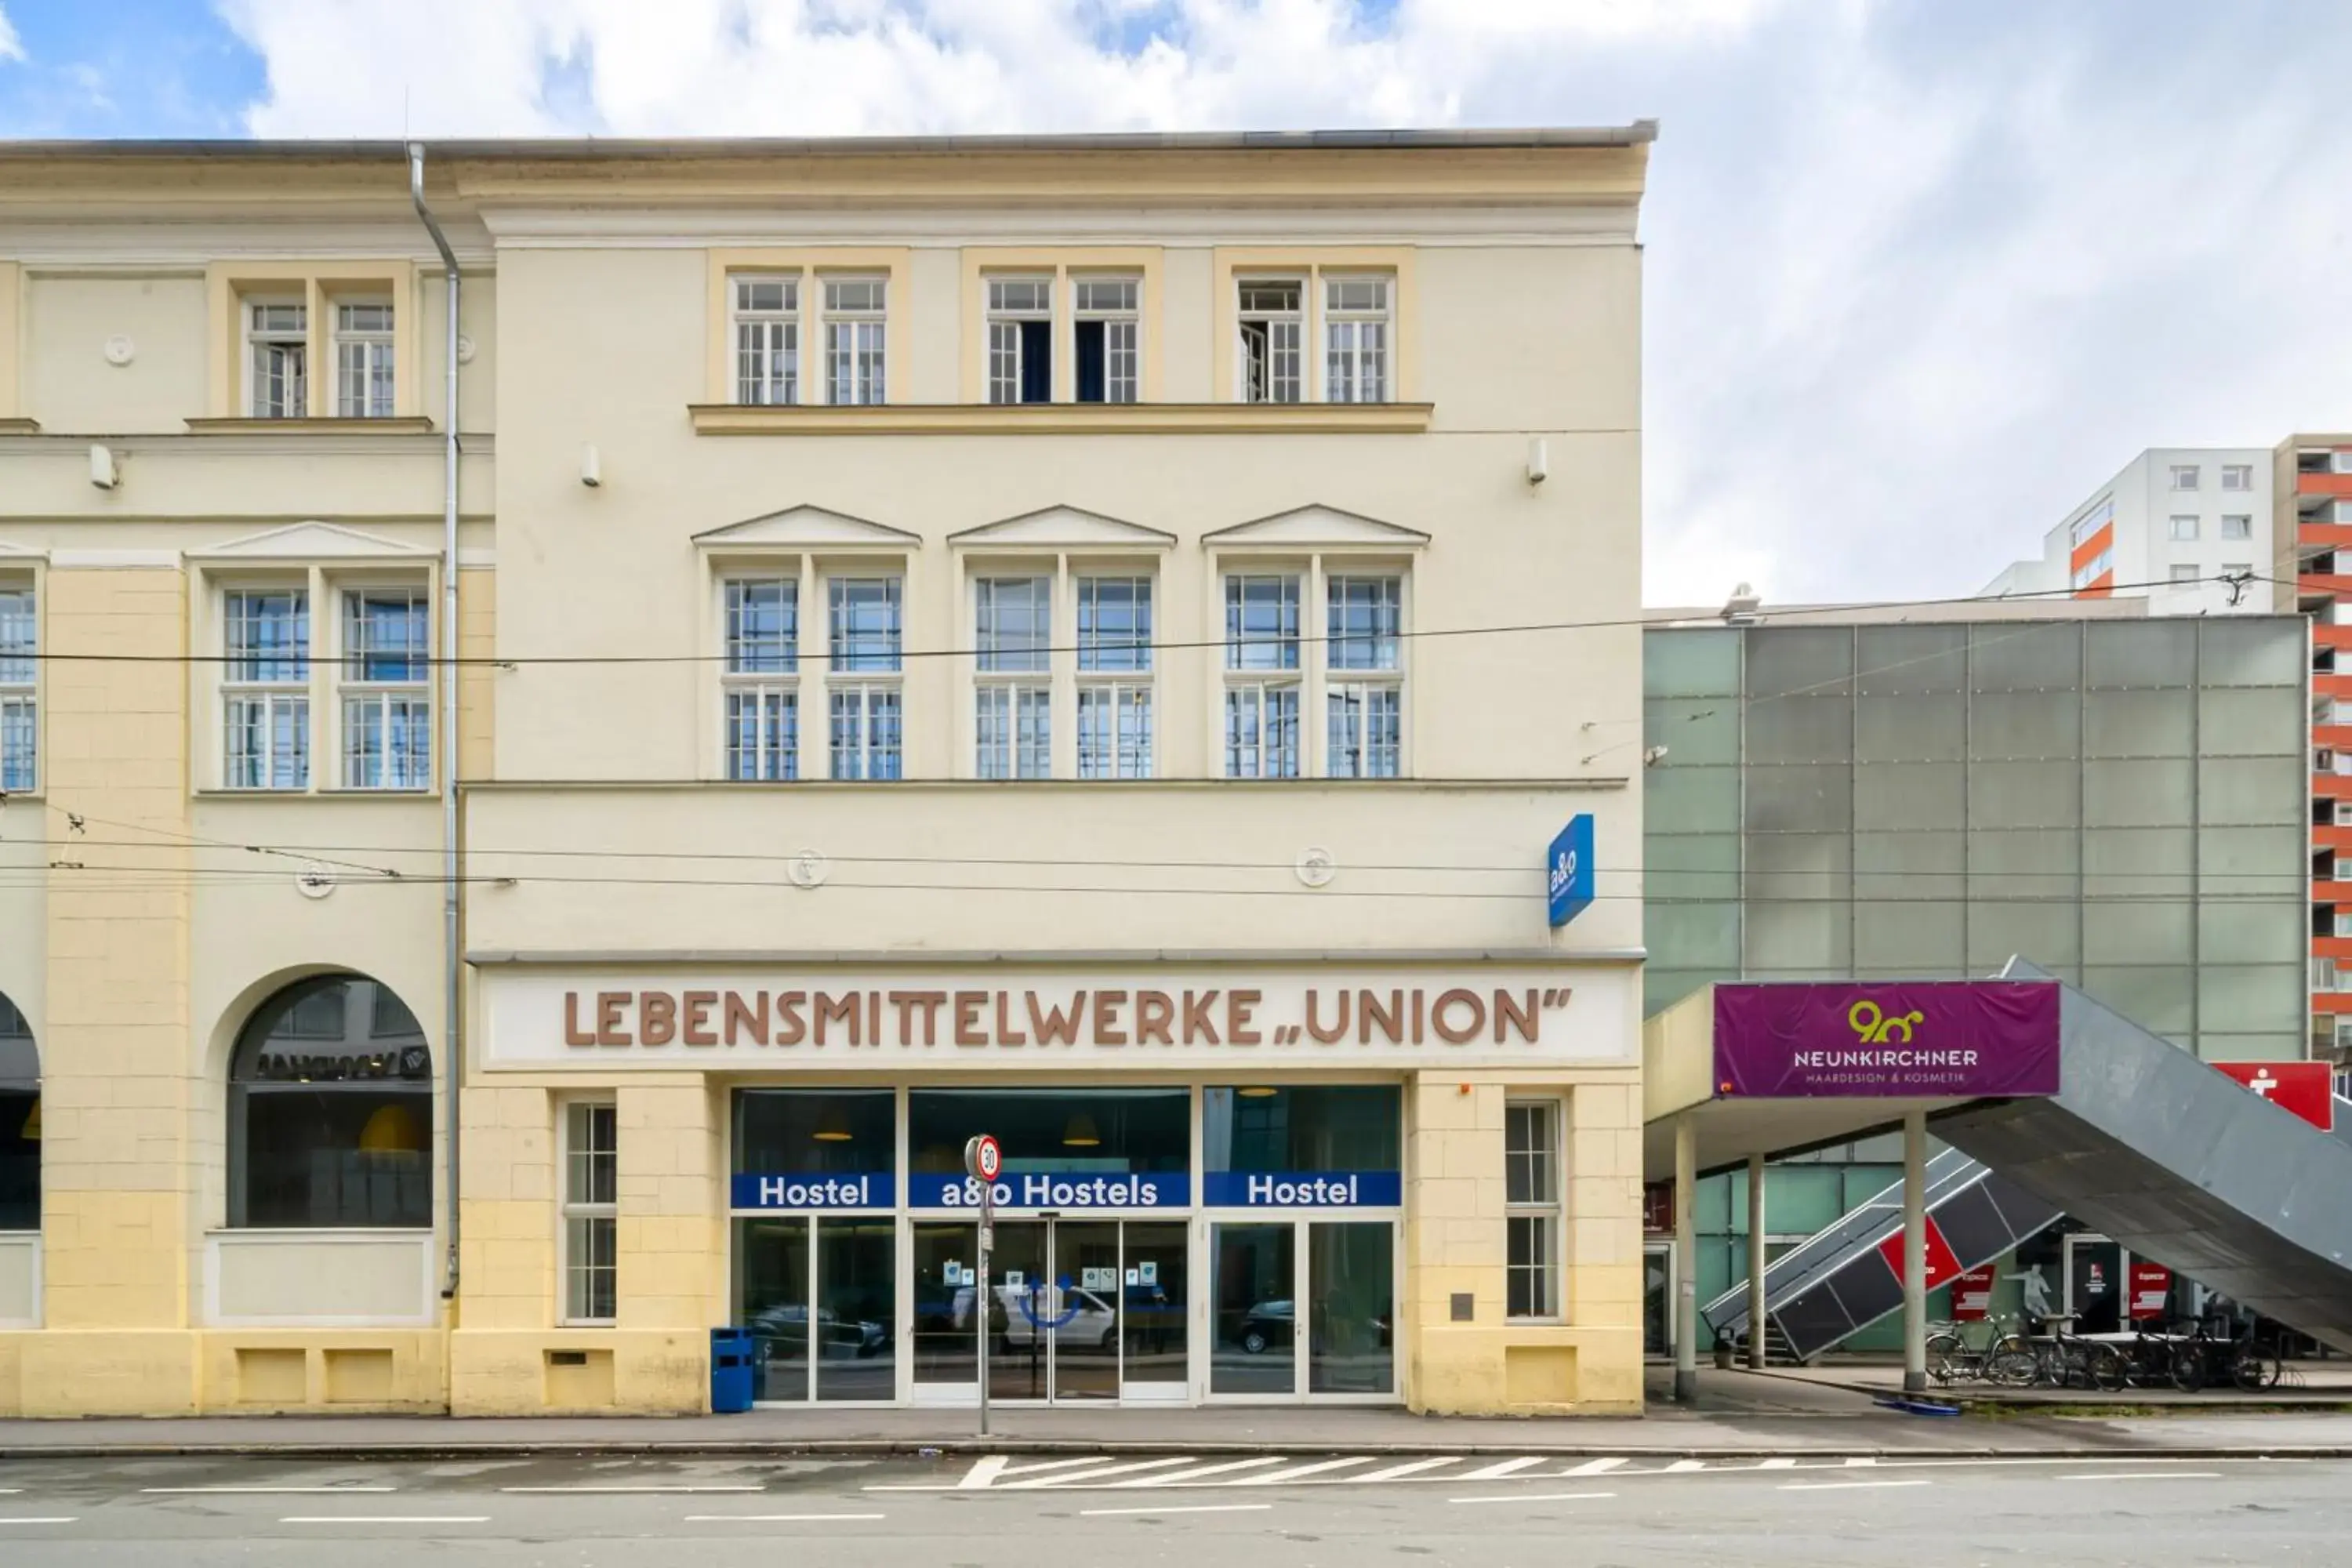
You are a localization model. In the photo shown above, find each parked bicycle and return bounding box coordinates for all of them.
[2175,1318,2281,1392]
[1925,1315,2034,1387]
[2017,1315,2126,1392]
[2114,1324,2205,1392]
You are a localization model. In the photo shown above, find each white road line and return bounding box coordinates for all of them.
[1554,1457,1629,1478]
[2057,1472,2223,1483]
[1235,1457,1381,1486]
[1450,1491,1617,1506]
[0,1519,78,1526]
[1457,1457,1545,1482]
[1127,1457,1290,1486]
[1080,1502,1274,1517]
[1661,1459,1709,1473]
[999,1457,1197,1489]
[685,1512,887,1523]
[967,1456,1123,1488]
[278,1515,491,1525]
[1757,1458,1799,1470]
[1346,1457,1461,1484]
[1780,1480,1930,1493]
[501,1486,764,1494]
[141,1495,395,1504]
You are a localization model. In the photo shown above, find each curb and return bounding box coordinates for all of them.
[4,1439,2350,1462]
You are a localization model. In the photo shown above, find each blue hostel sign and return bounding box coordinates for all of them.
[1203,1171,1403,1208]
[1547,814,1595,927]
[731,1173,894,1210]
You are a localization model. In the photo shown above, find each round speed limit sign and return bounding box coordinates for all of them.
[965,1134,1002,1183]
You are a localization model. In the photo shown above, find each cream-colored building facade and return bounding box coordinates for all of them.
[0,127,1653,1419]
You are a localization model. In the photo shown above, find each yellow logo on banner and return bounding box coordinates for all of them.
[1849,999,1926,1044]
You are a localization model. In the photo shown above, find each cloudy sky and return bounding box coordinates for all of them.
[2,0,2349,608]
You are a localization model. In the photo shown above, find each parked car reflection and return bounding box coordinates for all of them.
[746,1302,890,1359]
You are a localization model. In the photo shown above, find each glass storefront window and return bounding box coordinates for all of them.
[1308,1221,1394,1394]
[909,1087,1189,1208]
[732,1214,896,1402]
[1211,1221,1295,1394]
[1203,1085,1399,1208]
[733,1089,896,1210]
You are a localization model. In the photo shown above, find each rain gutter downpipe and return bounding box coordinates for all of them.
[408,142,463,1305]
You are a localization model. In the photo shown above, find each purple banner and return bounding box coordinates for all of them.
[1711,982,2060,1098]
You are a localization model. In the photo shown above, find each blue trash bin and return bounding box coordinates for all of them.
[710,1327,755,1414]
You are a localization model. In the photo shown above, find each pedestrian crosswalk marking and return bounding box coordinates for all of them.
[872,1453,1940,1494]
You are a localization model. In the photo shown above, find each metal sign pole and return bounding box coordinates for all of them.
[965,1134,1000,1440]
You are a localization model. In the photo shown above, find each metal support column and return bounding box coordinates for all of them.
[1902,1109,1928,1395]
[1674,1113,1698,1403]
[1746,1152,1767,1370]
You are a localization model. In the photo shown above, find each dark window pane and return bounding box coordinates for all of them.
[908,1088,1189,1176]
[734,1090,897,1176]
[1202,1086,1400,1172]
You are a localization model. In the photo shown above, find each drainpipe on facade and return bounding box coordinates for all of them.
[408,143,463,1305]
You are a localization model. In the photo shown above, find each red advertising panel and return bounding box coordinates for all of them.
[2128,1262,2172,1321]
[1951,1265,1997,1321]
[1875,1217,1963,1290]
[2214,1061,2335,1131]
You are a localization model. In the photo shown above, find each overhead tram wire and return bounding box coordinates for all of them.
[0,570,2274,670]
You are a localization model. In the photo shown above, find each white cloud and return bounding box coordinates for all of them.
[209,0,2352,608]
[0,4,25,64]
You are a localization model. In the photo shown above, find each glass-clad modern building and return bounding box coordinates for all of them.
[1642,614,2312,1344]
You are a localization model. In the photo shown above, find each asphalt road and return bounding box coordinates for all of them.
[0,1450,2340,1565]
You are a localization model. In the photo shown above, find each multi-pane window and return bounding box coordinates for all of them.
[1237,279,1304,404]
[223,589,310,789]
[340,588,430,789]
[2221,514,2253,540]
[1505,1100,1562,1319]
[985,277,1053,405]
[2170,464,2201,491]
[2070,547,2113,590]
[332,303,395,419]
[2169,514,2199,541]
[1327,575,1403,779]
[733,276,800,406]
[1074,277,1140,404]
[1078,575,1152,779]
[561,1100,618,1326]
[1324,276,1391,404]
[1224,573,1302,779]
[0,585,32,794]
[975,575,1051,779]
[2169,564,2201,584]
[247,301,308,419]
[824,277,887,406]
[2223,463,2254,492]
[724,577,798,781]
[829,576,902,780]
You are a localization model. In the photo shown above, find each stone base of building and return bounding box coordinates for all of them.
[0,1330,448,1417]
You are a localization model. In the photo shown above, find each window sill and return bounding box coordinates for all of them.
[687,401,1436,437]
[184,416,436,435]
[0,417,40,435]
[197,787,441,800]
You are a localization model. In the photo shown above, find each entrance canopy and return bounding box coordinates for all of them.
[1642,978,2063,1182]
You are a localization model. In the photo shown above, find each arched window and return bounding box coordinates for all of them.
[229,974,430,1229]
[0,993,34,1232]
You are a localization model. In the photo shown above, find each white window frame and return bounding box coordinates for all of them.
[220,584,312,791]
[559,1098,618,1328]
[2336,800,2352,827]
[822,276,888,407]
[1073,275,1141,405]
[2070,546,2114,590]
[731,275,801,407]
[984,276,1054,407]
[2168,563,2201,585]
[0,580,34,796]
[721,575,799,781]
[1323,275,1392,405]
[331,299,396,419]
[2222,562,2252,585]
[1236,277,1305,405]
[1325,573,1403,779]
[336,583,431,791]
[973,575,1052,779]
[2067,499,2114,550]
[2221,514,2253,541]
[2169,514,2199,542]
[2170,463,2201,491]
[1505,1098,1563,1323]
[1222,572,1302,779]
[2222,463,2255,492]
[1076,573,1153,779]
[245,298,308,419]
[826,575,903,780]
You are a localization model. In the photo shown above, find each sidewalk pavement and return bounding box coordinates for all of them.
[1755,1359,2352,1410]
[2,1368,2348,1460]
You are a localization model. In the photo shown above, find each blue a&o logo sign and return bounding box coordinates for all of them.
[1547,814,1595,927]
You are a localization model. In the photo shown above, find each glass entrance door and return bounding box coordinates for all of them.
[916,1216,1177,1403]
[1210,1218,1396,1399]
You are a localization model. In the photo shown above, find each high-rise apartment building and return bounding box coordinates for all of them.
[1983,448,2278,615]
[0,127,1654,1418]
[2281,434,2352,1057]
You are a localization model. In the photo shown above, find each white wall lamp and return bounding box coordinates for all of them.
[580,444,602,488]
[89,444,118,490]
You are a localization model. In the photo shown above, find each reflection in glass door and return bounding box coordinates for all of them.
[1053,1221,1122,1401]
[987,1220,1052,1400]
[734,1215,897,1402]
[1211,1222,1297,1394]
[1121,1221,1189,1396]
[1308,1221,1393,1394]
